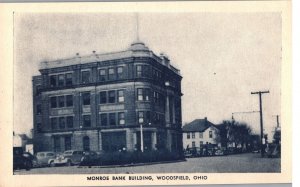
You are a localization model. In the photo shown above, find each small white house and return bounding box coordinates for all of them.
[182,117,220,149]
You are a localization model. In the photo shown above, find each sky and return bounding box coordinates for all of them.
[14,13,281,138]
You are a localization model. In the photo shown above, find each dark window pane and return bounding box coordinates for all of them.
[81,71,90,83]
[82,92,90,105]
[66,116,73,128]
[59,117,65,129]
[100,91,107,104]
[37,123,42,132]
[58,74,65,86]
[83,136,90,151]
[36,104,42,115]
[66,95,73,107]
[50,97,57,108]
[54,137,61,152]
[36,85,41,96]
[99,69,106,81]
[51,118,57,130]
[58,96,65,108]
[108,68,115,80]
[50,75,57,87]
[83,115,91,127]
[109,113,116,126]
[65,136,71,151]
[108,91,115,103]
[66,73,73,86]
[100,113,107,126]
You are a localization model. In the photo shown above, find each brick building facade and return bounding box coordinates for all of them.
[32,41,183,154]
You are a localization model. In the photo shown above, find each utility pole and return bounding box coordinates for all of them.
[251,90,269,157]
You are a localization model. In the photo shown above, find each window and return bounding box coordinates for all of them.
[108,68,115,80]
[100,113,108,126]
[37,123,42,132]
[58,96,65,108]
[154,91,159,103]
[118,112,125,125]
[66,116,73,128]
[108,91,116,103]
[99,69,106,81]
[54,136,61,153]
[200,141,203,148]
[117,67,124,79]
[192,132,195,139]
[59,117,65,129]
[66,73,73,86]
[50,97,57,108]
[65,136,71,151]
[145,111,151,124]
[109,113,116,126]
[209,131,213,138]
[100,91,107,104]
[51,118,57,130]
[81,71,90,83]
[66,95,73,107]
[83,136,90,151]
[187,133,190,139]
[36,85,41,96]
[144,88,150,101]
[199,132,203,138]
[136,65,142,77]
[83,115,91,127]
[117,90,124,103]
[192,141,195,148]
[50,75,57,87]
[138,111,144,124]
[82,92,90,105]
[36,104,42,115]
[58,74,65,86]
[137,88,143,101]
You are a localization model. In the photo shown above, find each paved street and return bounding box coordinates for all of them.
[14,153,280,174]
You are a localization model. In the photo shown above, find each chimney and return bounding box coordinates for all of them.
[204,117,207,125]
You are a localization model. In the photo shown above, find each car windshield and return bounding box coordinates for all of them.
[46,153,54,156]
[64,151,73,155]
[37,153,45,157]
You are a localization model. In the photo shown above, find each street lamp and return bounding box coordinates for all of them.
[139,118,151,152]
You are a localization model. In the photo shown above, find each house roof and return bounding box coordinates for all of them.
[182,118,216,132]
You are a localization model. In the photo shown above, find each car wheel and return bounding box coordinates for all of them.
[50,161,55,167]
[66,160,72,166]
[25,161,32,171]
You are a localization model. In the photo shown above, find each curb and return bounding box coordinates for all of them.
[78,159,186,169]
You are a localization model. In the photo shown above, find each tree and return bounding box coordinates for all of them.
[216,120,256,152]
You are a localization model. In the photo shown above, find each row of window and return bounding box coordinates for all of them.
[50,95,73,108]
[49,90,124,108]
[186,131,213,139]
[191,141,209,148]
[48,111,166,130]
[48,65,174,88]
[48,88,167,109]
[51,116,74,130]
[53,136,90,152]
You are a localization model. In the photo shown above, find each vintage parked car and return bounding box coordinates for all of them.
[80,151,100,166]
[35,152,56,167]
[50,150,84,167]
[13,147,32,170]
[214,149,225,156]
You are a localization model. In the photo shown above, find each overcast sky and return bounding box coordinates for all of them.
[14,13,281,137]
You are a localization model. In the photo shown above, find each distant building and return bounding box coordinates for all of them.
[32,41,183,154]
[182,118,220,149]
[13,133,33,153]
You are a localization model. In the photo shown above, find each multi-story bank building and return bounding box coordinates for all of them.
[32,41,183,154]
